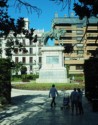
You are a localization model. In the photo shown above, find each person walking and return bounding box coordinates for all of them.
[70,88,79,115]
[77,88,84,115]
[49,84,59,108]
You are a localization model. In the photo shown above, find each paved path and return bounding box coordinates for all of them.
[0,89,98,125]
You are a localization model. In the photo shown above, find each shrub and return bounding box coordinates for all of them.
[26,74,34,80]
[32,74,39,80]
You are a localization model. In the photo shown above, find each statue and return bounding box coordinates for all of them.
[41,29,66,45]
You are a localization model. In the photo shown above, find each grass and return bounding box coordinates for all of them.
[12,82,85,90]
[11,77,22,82]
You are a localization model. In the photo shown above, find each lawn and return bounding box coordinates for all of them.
[12,82,85,90]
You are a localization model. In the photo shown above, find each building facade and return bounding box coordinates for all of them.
[0,18,44,74]
[52,14,98,74]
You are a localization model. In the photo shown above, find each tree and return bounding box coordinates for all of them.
[0,58,11,104]
[21,66,28,82]
[0,0,40,58]
[12,61,23,75]
[0,0,40,105]
[21,65,27,75]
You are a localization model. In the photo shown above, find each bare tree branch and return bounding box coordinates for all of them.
[50,0,74,15]
[14,0,42,16]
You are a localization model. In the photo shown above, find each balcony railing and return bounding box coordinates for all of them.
[65,60,84,64]
[86,46,97,50]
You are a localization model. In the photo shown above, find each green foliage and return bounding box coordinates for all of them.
[11,74,39,82]
[0,58,11,105]
[51,0,98,19]
[21,66,27,75]
[73,0,98,19]
[32,74,39,80]
[26,74,34,80]
[63,44,73,53]
[12,62,23,75]
[69,74,84,83]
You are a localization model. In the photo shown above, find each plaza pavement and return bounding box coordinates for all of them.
[0,89,98,125]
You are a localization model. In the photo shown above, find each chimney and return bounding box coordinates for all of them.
[23,18,29,30]
[54,12,58,18]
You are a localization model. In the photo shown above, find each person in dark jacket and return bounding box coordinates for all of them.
[49,84,59,108]
[70,88,79,115]
[77,88,84,115]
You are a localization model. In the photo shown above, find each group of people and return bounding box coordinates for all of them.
[49,84,84,115]
[70,88,84,115]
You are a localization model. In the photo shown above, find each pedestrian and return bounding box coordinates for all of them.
[77,88,84,115]
[49,84,59,108]
[70,88,79,115]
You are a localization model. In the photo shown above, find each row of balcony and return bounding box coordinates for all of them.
[64,60,84,64]
[69,69,84,74]
[13,52,42,56]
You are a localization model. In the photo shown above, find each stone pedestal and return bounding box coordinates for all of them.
[36,46,68,83]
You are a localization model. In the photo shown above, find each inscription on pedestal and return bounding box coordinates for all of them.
[46,56,59,64]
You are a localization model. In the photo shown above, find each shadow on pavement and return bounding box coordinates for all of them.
[0,90,98,125]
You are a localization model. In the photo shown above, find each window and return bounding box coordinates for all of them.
[77,50,84,54]
[87,36,98,40]
[76,44,83,48]
[15,57,18,63]
[72,30,76,33]
[87,43,97,46]
[87,23,97,26]
[29,57,33,63]
[60,37,72,40]
[77,30,83,34]
[30,48,33,54]
[66,30,72,33]
[77,24,82,28]
[39,57,42,63]
[65,58,70,60]
[76,65,83,70]
[22,57,26,63]
[15,39,19,45]
[77,37,82,41]
[30,65,32,71]
[87,30,98,33]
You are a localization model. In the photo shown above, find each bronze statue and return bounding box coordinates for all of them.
[41,29,66,45]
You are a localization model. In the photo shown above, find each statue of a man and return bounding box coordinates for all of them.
[41,29,66,45]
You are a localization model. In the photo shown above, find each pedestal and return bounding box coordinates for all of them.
[36,46,68,83]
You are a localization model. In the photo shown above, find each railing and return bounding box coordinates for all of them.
[64,60,84,64]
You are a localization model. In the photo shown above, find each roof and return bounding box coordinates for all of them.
[52,16,98,27]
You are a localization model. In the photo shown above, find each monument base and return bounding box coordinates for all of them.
[36,68,68,83]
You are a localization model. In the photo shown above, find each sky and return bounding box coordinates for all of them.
[8,0,75,32]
